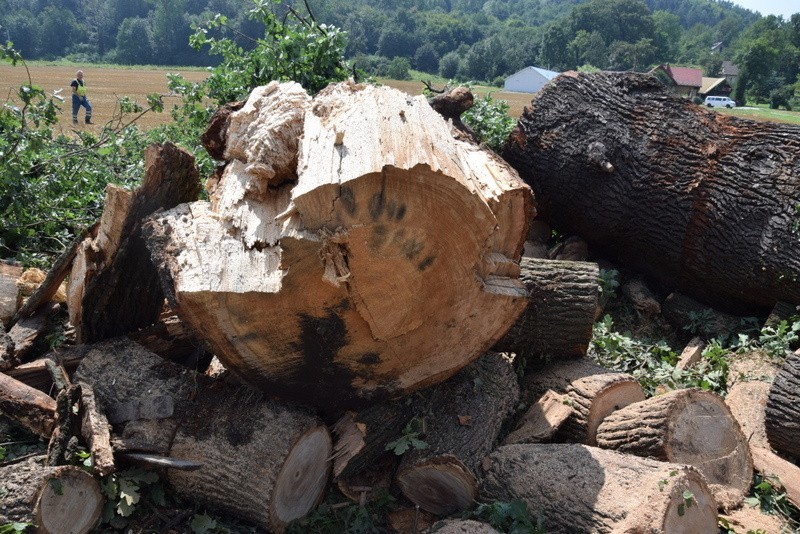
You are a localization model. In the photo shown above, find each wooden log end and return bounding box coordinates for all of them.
[35,466,103,534]
[396,455,477,516]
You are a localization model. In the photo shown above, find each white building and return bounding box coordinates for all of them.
[503,66,560,93]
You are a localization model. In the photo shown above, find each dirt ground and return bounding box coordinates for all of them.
[0,65,534,135]
[0,64,208,133]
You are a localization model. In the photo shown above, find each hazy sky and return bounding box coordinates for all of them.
[732,0,798,19]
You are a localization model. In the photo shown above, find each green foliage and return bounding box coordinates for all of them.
[742,474,800,529]
[462,500,543,534]
[462,93,516,152]
[734,318,800,359]
[286,490,395,533]
[386,57,412,80]
[100,468,166,526]
[0,523,33,534]
[385,417,428,455]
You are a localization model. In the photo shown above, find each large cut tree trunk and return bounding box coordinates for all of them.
[596,388,752,509]
[67,142,201,343]
[144,81,533,410]
[0,456,103,534]
[765,353,800,460]
[74,338,331,532]
[0,370,56,437]
[481,444,718,534]
[503,71,800,312]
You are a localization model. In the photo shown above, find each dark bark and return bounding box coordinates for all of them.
[0,370,56,437]
[493,257,598,363]
[765,354,800,459]
[503,71,800,312]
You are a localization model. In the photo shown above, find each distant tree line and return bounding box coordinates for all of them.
[1,0,798,106]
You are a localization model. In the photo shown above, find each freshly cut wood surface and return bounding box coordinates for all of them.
[503,71,800,312]
[0,456,103,534]
[145,81,532,409]
[0,261,22,327]
[493,257,598,362]
[395,353,519,515]
[503,389,572,444]
[520,358,644,445]
[765,353,800,459]
[481,444,718,534]
[74,338,331,532]
[596,388,752,509]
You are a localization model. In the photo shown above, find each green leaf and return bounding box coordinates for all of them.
[744,496,760,508]
[190,513,219,534]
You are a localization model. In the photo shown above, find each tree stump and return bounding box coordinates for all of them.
[481,444,718,534]
[74,338,331,532]
[596,388,752,509]
[503,71,800,312]
[519,358,644,445]
[395,352,519,516]
[0,456,103,534]
[144,81,533,410]
[493,257,599,363]
[765,353,800,460]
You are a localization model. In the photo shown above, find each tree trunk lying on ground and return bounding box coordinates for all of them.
[67,142,201,343]
[74,338,331,532]
[0,456,103,534]
[0,370,56,437]
[493,258,598,363]
[432,520,501,534]
[596,388,752,509]
[502,71,800,313]
[395,352,519,516]
[481,444,718,534]
[765,353,800,460]
[517,358,644,445]
[144,81,533,410]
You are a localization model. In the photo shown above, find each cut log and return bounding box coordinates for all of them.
[77,383,114,476]
[661,292,743,337]
[725,373,800,508]
[503,71,800,312]
[335,454,397,504]
[127,312,210,369]
[493,258,598,362]
[0,329,15,371]
[6,345,89,392]
[432,520,501,534]
[503,389,572,445]
[144,81,533,410]
[765,353,800,460]
[0,261,22,327]
[596,388,753,509]
[8,302,60,363]
[0,370,56,437]
[519,358,645,445]
[67,142,201,343]
[481,444,718,534]
[74,337,331,532]
[764,301,798,329]
[395,352,519,516]
[676,336,706,371]
[621,277,661,317]
[547,235,588,261]
[0,456,103,534]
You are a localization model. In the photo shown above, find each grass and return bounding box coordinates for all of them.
[714,103,800,125]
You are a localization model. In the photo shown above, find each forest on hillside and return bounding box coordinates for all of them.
[1,0,799,108]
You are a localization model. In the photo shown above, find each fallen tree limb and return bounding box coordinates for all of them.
[0,370,56,438]
[765,353,800,460]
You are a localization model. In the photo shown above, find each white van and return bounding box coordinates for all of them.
[704,96,736,108]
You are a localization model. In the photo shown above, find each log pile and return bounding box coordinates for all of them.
[1,74,798,533]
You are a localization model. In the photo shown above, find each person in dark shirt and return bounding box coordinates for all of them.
[70,70,93,125]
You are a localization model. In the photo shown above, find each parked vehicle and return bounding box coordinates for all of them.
[704,96,736,108]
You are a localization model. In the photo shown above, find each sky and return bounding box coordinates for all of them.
[732,0,799,19]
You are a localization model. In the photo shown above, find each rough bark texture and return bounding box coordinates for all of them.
[503,389,572,445]
[481,444,718,534]
[596,388,752,509]
[395,352,519,516]
[144,81,532,410]
[493,258,599,362]
[127,313,210,369]
[765,353,800,459]
[0,370,56,437]
[432,520,501,534]
[6,345,89,392]
[661,292,743,337]
[0,261,22,327]
[8,302,60,363]
[78,383,114,476]
[74,338,331,532]
[503,71,800,313]
[67,142,201,343]
[0,456,103,533]
[519,358,644,445]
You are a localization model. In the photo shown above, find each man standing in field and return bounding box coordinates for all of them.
[70,70,93,125]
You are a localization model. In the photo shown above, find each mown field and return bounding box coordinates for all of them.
[1,64,797,129]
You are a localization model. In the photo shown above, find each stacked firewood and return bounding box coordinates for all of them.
[1,73,799,533]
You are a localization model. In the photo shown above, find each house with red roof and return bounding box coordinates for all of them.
[649,64,704,99]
